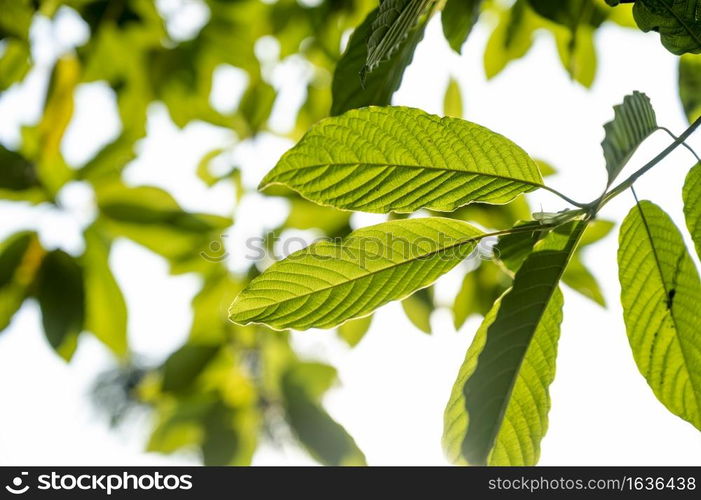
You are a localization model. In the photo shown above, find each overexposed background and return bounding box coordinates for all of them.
[1,3,700,465]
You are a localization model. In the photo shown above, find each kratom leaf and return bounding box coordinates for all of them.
[683,163,701,258]
[441,0,482,54]
[281,362,366,465]
[601,91,658,185]
[444,221,585,465]
[36,250,85,361]
[632,0,701,55]
[679,54,701,123]
[554,23,597,88]
[618,201,701,429]
[331,7,426,116]
[338,314,373,347]
[229,218,484,330]
[83,226,128,357]
[261,106,543,214]
[443,77,463,118]
[528,0,607,27]
[362,0,434,80]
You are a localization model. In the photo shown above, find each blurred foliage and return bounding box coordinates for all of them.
[0,0,676,465]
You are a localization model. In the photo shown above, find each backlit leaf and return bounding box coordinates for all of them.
[229,217,484,330]
[261,106,543,214]
[632,0,701,55]
[679,54,701,123]
[618,201,701,430]
[683,163,701,258]
[444,221,585,465]
[601,91,658,185]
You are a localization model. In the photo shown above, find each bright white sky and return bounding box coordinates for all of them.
[1,5,700,466]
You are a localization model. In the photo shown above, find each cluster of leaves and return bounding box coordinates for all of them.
[1,0,699,465]
[228,1,701,465]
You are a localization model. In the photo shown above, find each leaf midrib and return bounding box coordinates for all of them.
[234,229,491,315]
[263,162,544,189]
[633,201,701,412]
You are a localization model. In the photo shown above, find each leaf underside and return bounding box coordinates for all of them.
[444,221,585,465]
[261,106,543,214]
[601,91,658,185]
[618,201,701,430]
[229,217,483,330]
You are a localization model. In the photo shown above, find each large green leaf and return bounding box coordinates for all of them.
[281,362,365,465]
[679,54,701,124]
[331,8,426,116]
[683,163,701,258]
[36,249,85,360]
[260,106,543,214]
[601,91,658,186]
[632,0,701,55]
[229,217,484,330]
[618,201,701,430]
[82,226,128,357]
[362,0,434,80]
[441,0,482,54]
[444,221,585,465]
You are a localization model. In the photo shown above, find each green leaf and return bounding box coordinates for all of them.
[96,182,231,263]
[229,217,484,330]
[331,7,426,116]
[601,91,658,185]
[0,231,42,331]
[441,0,482,54]
[683,163,701,259]
[443,77,463,118]
[36,250,85,361]
[444,221,585,465]
[483,1,539,79]
[261,106,543,214]
[0,39,30,91]
[618,201,701,430]
[453,261,509,329]
[554,23,597,88]
[161,344,221,393]
[281,362,365,465]
[632,0,701,55]
[527,0,607,27]
[82,226,128,357]
[362,0,434,80]
[338,314,373,347]
[401,286,433,334]
[679,54,701,124]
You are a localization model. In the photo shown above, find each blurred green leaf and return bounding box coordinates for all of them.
[401,286,433,334]
[443,77,463,118]
[0,0,33,40]
[83,225,128,357]
[442,0,482,53]
[0,39,31,91]
[331,7,426,115]
[453,262,510,329]
[36,249,85,361]
[484,0,539,79]
[281,362,365,465]
[679,54,701,124]
[0,231,43,331]
[161,344,221,393]
[337,314,373,347]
